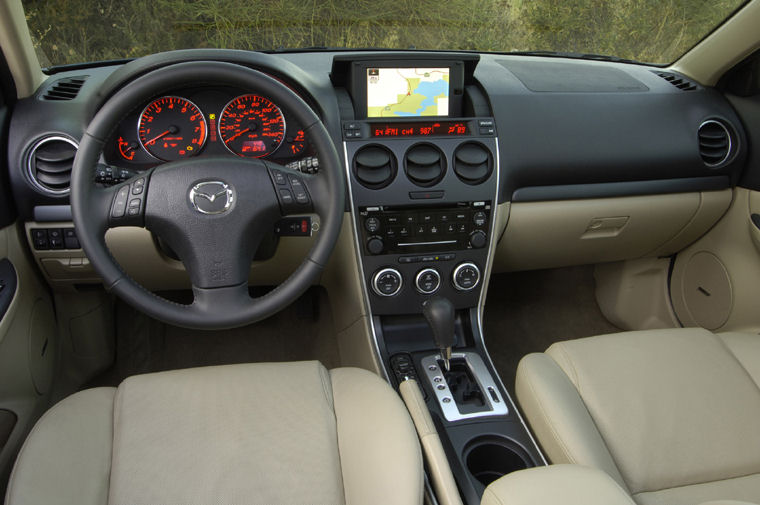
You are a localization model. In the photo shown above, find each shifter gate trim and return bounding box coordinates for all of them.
[421,351,508,422]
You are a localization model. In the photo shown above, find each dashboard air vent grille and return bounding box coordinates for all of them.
[41,76,88,101]
[453,143,493,184]
[404,144,445,186]
[27,136,78,195]
[653,71,697,91]
[698,120,732,167]
[353,145,396,189]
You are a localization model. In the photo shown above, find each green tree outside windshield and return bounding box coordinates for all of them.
[23,0,745,67]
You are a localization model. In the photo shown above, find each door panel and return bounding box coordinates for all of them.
[0,222,57,495]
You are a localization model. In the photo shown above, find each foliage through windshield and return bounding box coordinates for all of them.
[23,0,747,67]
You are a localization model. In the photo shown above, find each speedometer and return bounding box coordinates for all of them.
[138,96,206,161]
[219,95,285,158]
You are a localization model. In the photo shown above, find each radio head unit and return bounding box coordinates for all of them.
[358,201,491,256]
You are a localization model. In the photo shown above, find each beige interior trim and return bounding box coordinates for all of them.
[322,214,383,374]
[399,379,463,505]
[673,0,760,86]
[481,465,636,505]
[24,221,319,290]
[594,258,680,331]
[494,191,728,272]
[671,188,760,332]
[0,0,46,98]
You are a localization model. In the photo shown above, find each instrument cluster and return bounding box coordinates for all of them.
[104,86,313,169]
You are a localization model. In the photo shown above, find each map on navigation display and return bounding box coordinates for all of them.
[367,67,450,117]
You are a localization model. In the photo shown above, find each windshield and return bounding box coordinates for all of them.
[23,0,747,67]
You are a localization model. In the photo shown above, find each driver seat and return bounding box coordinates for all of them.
[5,361,423,505]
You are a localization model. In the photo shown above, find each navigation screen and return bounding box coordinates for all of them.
[367,67,450,118]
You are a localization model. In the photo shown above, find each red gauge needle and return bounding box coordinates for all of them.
[144,125,178,145]
[225,128,250,144]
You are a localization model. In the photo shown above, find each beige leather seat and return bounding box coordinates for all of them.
[516,328,760,505]
[5,361,423,505]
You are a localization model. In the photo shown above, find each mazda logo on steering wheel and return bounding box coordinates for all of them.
[188,181,235,215]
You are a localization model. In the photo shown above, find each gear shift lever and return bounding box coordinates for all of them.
[422,296,456,371]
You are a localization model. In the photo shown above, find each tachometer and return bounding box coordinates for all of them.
[138,96,206,161]
[219,95,285,157]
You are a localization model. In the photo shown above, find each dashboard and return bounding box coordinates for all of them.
[3,48,750,296]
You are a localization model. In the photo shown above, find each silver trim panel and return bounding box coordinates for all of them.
[421,351,509,422]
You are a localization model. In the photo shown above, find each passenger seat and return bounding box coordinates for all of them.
[512,328,760,505]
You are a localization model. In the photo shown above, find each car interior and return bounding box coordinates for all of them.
[1,0,760,503]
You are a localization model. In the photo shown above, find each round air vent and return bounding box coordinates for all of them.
[453,142,493,184]
[698,120,733,167]
[404,143,445,187]
[27,136,78,195]
[353,145,396,189]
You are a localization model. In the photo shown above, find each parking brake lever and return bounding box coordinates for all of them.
[422,296,456,372]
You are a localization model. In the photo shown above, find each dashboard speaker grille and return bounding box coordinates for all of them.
[353,145,396,188]
[698,120,732,167]
[404,144,445,186]
[453,143,493,184]
[41,76,88,101]
[27,136,78,195]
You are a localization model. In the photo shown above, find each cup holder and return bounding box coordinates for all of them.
[464,435,531,488]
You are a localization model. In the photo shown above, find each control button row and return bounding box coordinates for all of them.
[399,253,456,264]
[32,227,80,250]
[371,262,480,297]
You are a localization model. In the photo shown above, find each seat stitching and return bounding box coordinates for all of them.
[328,370,348,505]
[523,364,578,464]
[714,333,760,394]
[552,344,582,393]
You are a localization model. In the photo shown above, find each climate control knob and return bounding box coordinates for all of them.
[469,230,487,249]
[366,236,384,255]
[372,268,403,297]
[415,268,441,294]
[452,262,480,291]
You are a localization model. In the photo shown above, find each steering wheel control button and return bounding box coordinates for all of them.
[415,268,441,294]
[372,268,403,297]
[111,185,130,218]
[469,230,487,249]
[279,189,294,205]
[366,237,384,255]
[272,170,287,185]
[131,178,145,195]
[453,262,481,291]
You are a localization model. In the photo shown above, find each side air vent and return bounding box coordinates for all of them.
[404,144,446,187]
[41,76,88,101]
[653,71,697,91]
[26,136,78,195]
[698,120,733,167]
[353,145,396,189]
[453,143,493,185]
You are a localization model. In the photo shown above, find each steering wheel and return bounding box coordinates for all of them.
[71,61,345,330]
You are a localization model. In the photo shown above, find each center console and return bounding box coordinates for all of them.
[333,53,545,504]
